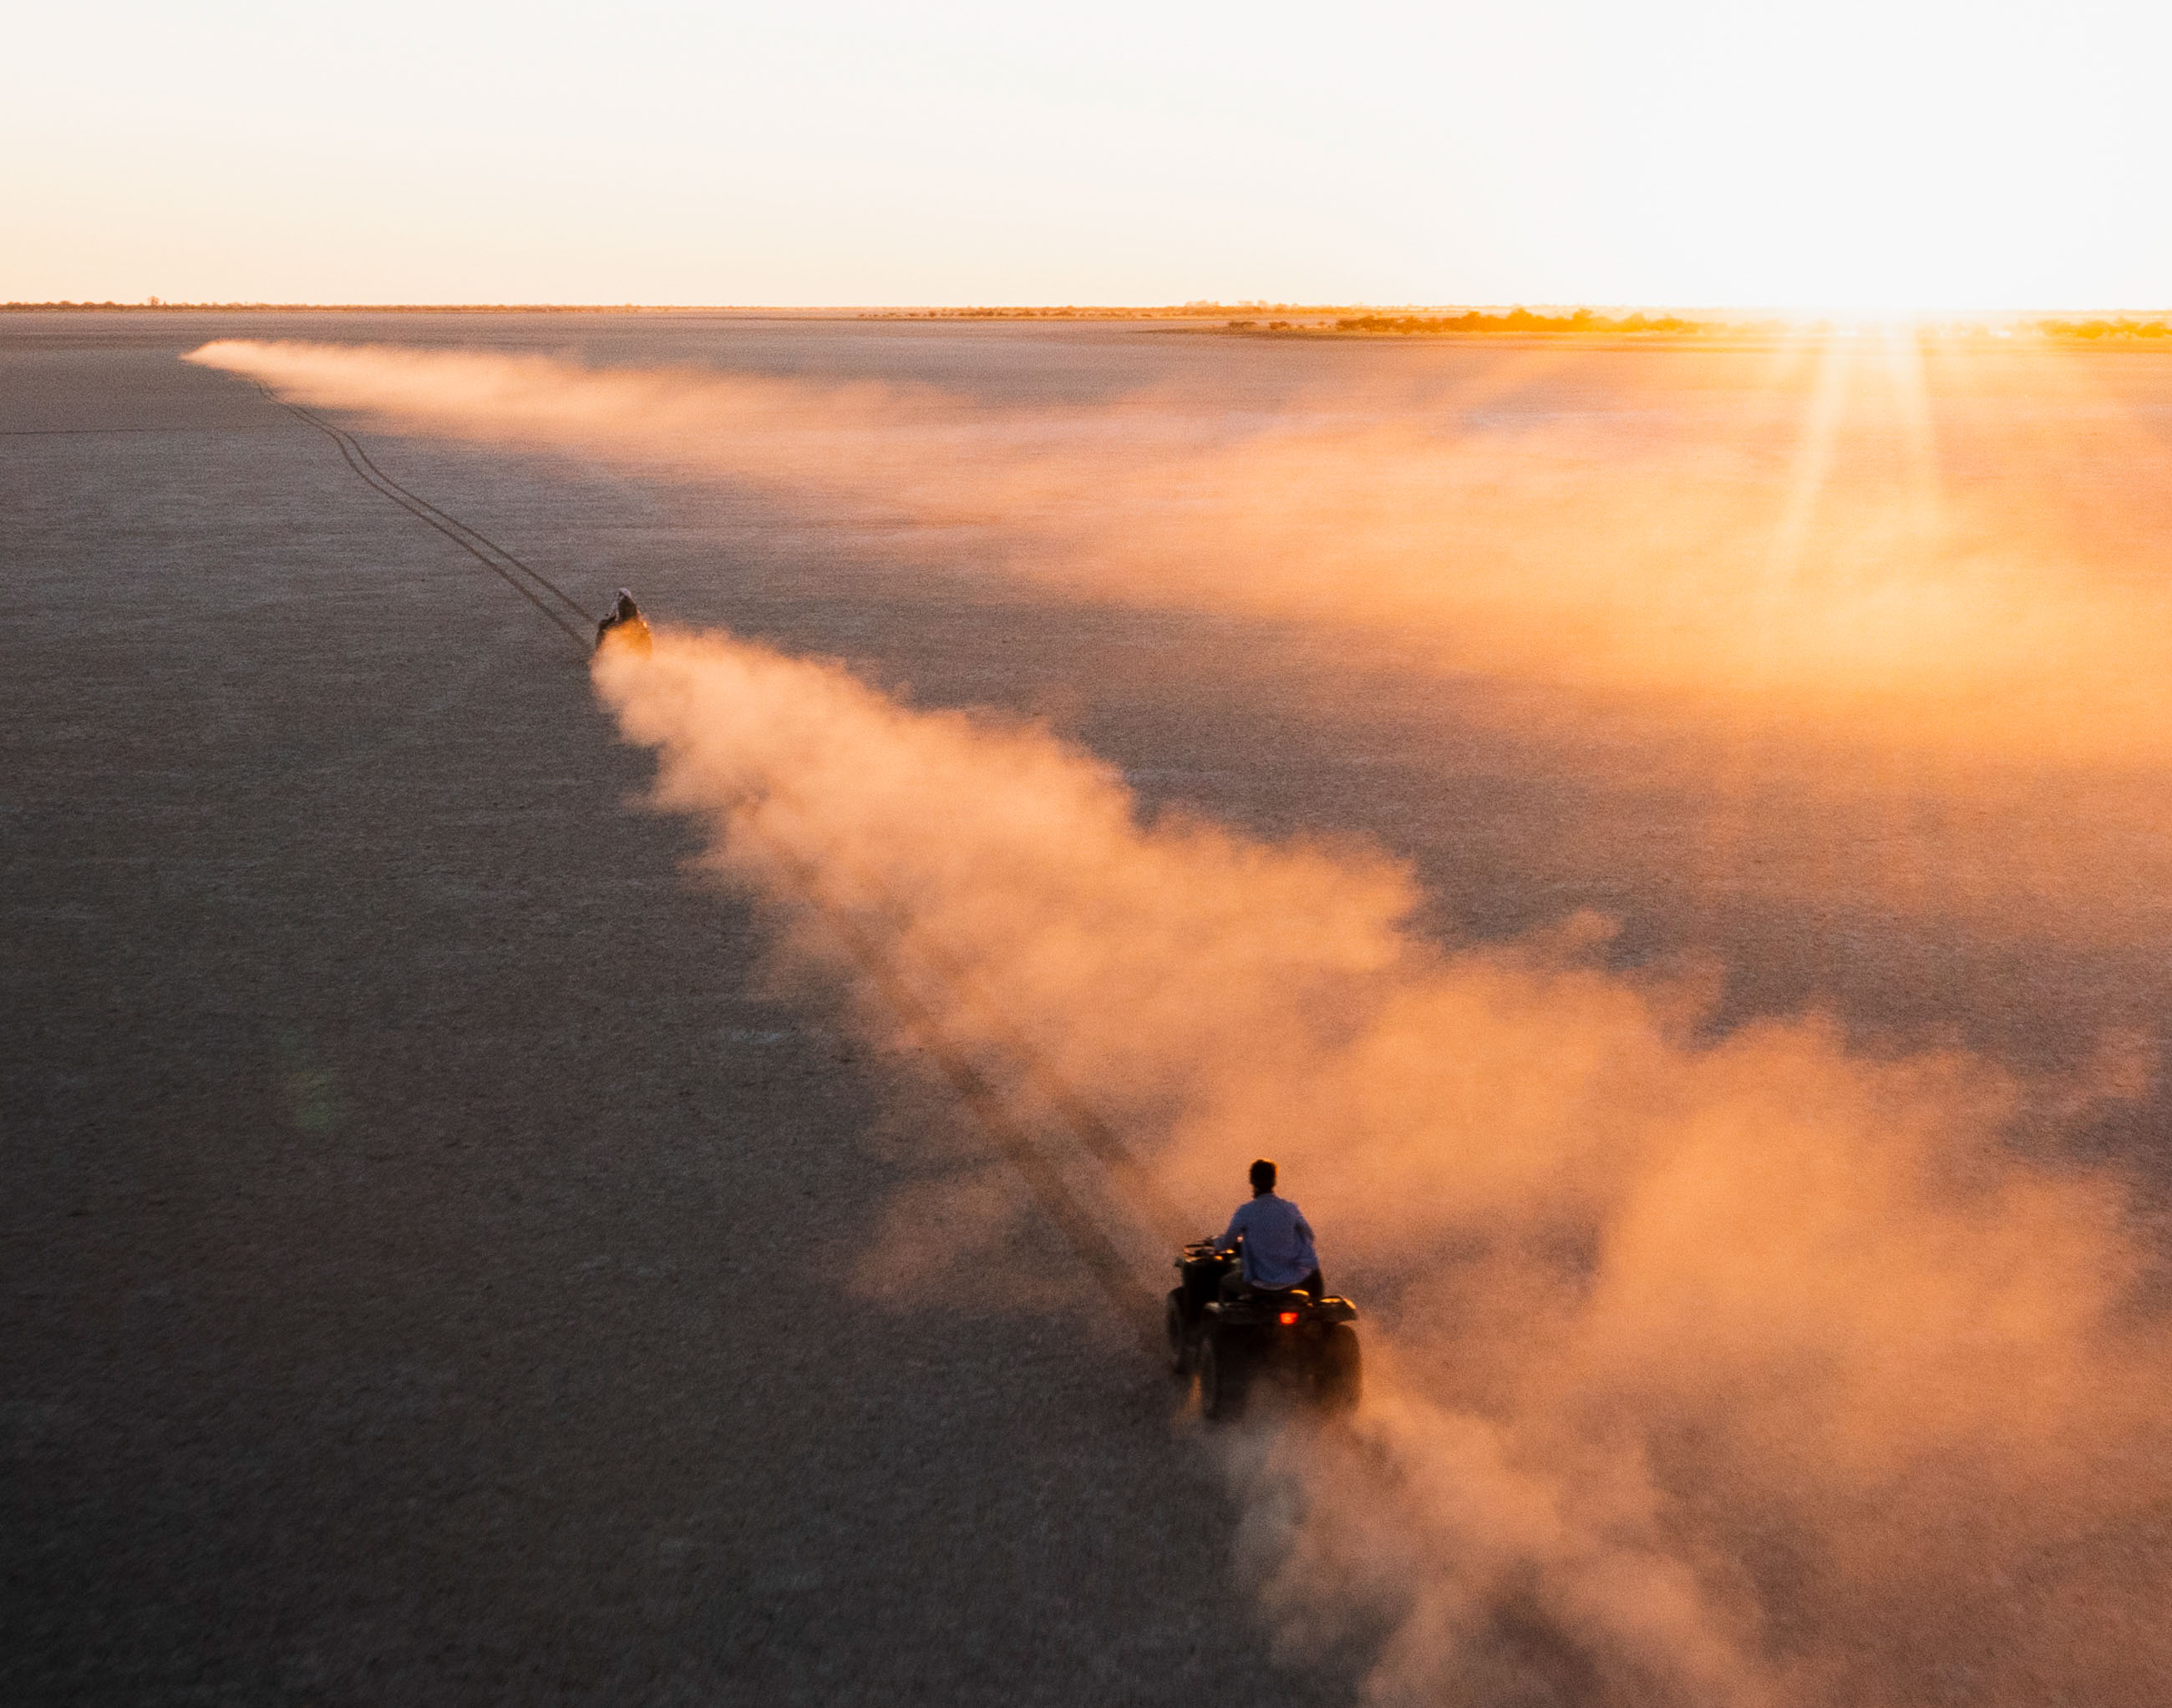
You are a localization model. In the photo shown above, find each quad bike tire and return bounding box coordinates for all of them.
[1198,1328,1252,1423]
[1317,1322,1362,1412]
[1165,1289,1192,1376]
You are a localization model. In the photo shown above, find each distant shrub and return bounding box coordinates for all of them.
[2038,317,2172,341]
[1327,307,1710,337]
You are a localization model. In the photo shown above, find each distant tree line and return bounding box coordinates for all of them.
[879,305,1306,319]
[2034,317,2172,340]
[1331,308,1708,335]
[886,307,1142,319]
[890,306,1718,329]
[20,302,2168,339]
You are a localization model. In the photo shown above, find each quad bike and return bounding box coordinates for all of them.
[596,590,652,658]
[1166,1239,1361,1422]
[596,611,652,657]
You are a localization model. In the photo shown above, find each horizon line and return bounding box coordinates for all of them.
[10,300,2172,319]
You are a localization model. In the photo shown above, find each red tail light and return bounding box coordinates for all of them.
[1278,1310,1300,1325]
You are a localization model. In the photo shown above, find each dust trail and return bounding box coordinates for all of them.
[190,335,2172,945]
[188,337,2172,768]
[595,626,2172,1708]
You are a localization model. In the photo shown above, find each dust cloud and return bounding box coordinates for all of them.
[595,626,2172,1708]
[187,334,2172,946]
[187,336,2172,768]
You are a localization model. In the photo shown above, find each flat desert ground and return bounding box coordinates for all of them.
[8,312,2172,1704]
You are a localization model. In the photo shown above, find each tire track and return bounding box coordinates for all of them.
[253,380,596,651]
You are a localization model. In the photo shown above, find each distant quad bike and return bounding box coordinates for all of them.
[1167,1239,1361,1422]
[595,590,652,658]
[595,612,652,658]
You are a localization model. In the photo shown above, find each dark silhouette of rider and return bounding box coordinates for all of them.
[1213,1158,1325,1300]
[596,587,642,646]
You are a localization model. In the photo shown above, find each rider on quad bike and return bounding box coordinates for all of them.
[1166,1158,1359,1421]
[1214,1158,1324,1303]
[596,587,652,656]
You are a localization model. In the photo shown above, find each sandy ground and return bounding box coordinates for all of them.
[8,312,2172,1703]
[0,317,1343,1705]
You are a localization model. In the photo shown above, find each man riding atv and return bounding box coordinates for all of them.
[595,587,652,656]
[1167,1158,1359,1420]
[1213,1158,1326,1304]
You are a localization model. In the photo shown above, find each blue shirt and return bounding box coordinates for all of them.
[1215,1193,1319,1290]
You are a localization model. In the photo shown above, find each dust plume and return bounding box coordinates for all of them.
[187,336,2172,768]
[185,333,2172,946]
[594,626,2172,1708]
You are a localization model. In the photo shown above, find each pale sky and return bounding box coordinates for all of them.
[7,0,2169,309]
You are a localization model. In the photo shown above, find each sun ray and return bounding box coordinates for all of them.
[1879,324,1945,550]
[1760,332,1855,604]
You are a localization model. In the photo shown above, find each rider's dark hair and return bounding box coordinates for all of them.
[1249,1158,1276,1194]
